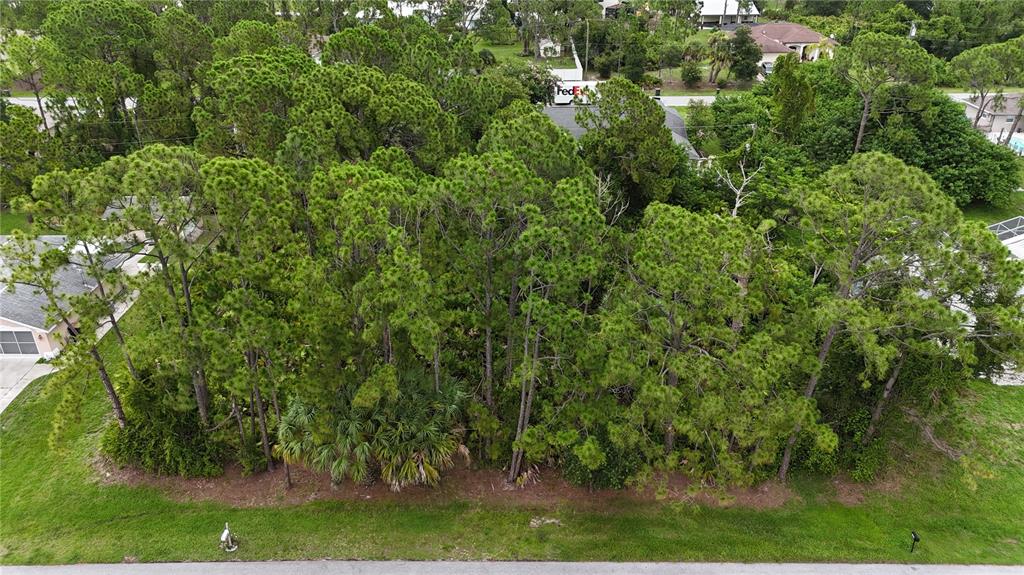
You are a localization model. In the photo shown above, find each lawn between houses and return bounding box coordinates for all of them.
[1,305,1022,566]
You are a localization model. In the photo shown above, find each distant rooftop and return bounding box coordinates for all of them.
[542,103,701,161]
[722,21,833,53]
[989,216,1024,260]
[699,0,760,17]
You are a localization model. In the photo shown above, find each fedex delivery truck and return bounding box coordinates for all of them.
[553,81,600,105]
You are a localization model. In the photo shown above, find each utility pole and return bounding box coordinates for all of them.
[584,18,590,80]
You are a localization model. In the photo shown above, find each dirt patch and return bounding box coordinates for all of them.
[829,472,903,507]
[727,481,795,509]
[94,457,799,511]
[831,477,866,506]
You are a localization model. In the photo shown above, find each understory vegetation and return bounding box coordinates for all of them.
[2,320,1022,564]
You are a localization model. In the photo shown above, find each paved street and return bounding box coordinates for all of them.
[7,94,979,119]
[4,562,1022,575]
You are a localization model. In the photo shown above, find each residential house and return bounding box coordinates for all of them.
[599,0,627,19]
[726,22,834,74]
[542,103,701,161]
[963,93,1023,141]
[2,237,106,357]
[699,0,759,28]
[0,235,145,358]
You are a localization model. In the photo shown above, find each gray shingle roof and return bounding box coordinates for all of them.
[0,235,105,330]
[542,102,701,160]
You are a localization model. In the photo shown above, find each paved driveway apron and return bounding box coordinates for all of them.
[0,356,55,414]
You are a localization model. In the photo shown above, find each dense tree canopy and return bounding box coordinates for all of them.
[2,1,1022,494]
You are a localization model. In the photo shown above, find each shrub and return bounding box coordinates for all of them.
[101,374,223,477]
[562,431,642,489]
[640,73,662,88]
[595,53,616,79]
[478,48,496,68]
[680,61,701,87]
[850,440,889,483]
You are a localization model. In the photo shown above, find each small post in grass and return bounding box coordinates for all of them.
[910,531,920,553]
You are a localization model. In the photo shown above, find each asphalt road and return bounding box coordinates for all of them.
[4,562,1023,575]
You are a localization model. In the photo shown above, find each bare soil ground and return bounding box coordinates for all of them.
[830,473,905,507]
[95,458,800,511]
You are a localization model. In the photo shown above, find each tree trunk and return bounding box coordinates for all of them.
[193,367,210,427]
[179,260,210,426]
[507,306,536,484]
[32,88,49,133]
[504,277,520,380]
[107,310,140,382]
[664,311,680,455]
[483,255,495,407]
[382,318,393,365]
[82,243,140,383]
[90,346,127,428]
[854,93,871,153]
[157,249,208,425]
[972,92,988,128]
[252,381,275,472]
[270,388,292,489]
[484,325,494,407]
[730,245,752,333]
[232,396,247,450]
[863,352,907,445]
[50,295,126,429]
[778,322,840,481]
[1003,107,1023,144]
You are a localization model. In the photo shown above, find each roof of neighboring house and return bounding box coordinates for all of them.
[989,216,1024,260]
[725,22,832,54]
[699,0,760,17]
[0,235,130,331]
[541,103,701,160]
[964,93,1023,117]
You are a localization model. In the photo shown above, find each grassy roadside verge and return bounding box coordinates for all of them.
[1,308,1022,565]
[0,210,32,234]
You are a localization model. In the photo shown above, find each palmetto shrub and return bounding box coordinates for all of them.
[277,374,467,491]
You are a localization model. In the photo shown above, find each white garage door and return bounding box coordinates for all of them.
[0,331,40,354]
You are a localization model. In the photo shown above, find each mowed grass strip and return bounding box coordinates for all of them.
[1,307,1022,565]
[0,210,32,234]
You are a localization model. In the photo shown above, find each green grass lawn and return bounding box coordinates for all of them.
[658,85,747,97]
[938,86,1024,94]
[2,306,1023,565]
[0,210,32,234]
[477,41,577,70]
[962,189,1024,225]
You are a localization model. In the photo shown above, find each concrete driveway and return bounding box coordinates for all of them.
[0,356,55,414]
